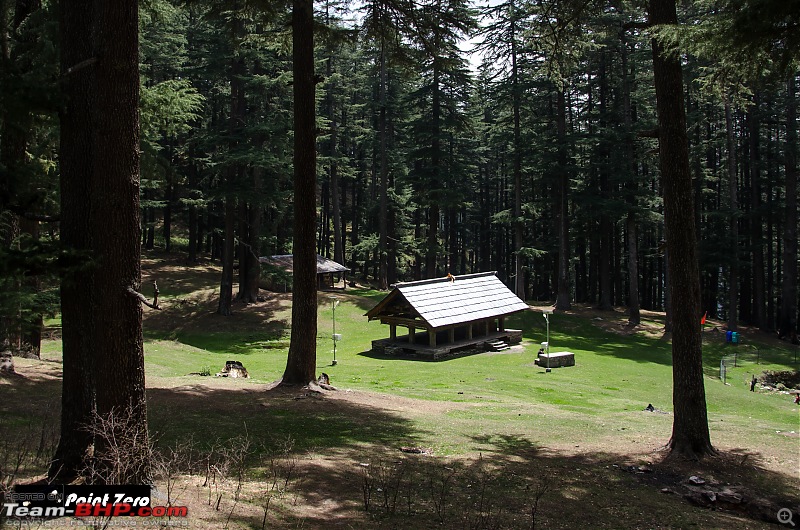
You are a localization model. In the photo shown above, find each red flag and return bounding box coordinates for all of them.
[700,311,707,325]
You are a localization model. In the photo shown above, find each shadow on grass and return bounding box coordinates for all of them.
[510,309,674,366]
[218,432,798,529]
[146,384,428,453]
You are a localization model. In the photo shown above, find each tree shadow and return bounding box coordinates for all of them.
[147,384,429,453]
[215,431,798,529]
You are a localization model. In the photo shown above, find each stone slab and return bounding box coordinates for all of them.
[535,351,575,368]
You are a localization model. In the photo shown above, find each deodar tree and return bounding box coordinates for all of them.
[282,0,318,385]
[648,0,713,458]
[51,0,150,483]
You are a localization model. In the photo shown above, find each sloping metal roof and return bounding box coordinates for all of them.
[367,272,529,329]
[259,254,350,275]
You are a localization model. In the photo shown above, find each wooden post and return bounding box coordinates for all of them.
[467,324,473,340]
[448,328,455,343]
[499,317,505,332]
[409,326,415,344]
[429,329,436,347]
[390,324,396,340]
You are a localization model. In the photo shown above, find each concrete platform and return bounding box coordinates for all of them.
[535,351,575,368]
[371,329,523,361]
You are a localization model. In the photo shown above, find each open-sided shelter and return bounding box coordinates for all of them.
[259,254,349,291]
[366,272,529,359]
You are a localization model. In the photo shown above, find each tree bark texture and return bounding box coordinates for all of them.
[52,0,149,483]
[89,0,148,483]
[50,0,97,482]
[283,0,318,385]
[649,0,714,458]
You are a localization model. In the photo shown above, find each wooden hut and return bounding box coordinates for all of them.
[259,254,349,291]
[366,272,529,359]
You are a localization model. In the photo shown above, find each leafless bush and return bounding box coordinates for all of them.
[81,404,153,485]
[255,436,300,527]
[528,472,553,530]
[461,454,504,530]
[426,461,456,522]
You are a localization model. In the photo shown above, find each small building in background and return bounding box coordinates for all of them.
[259,254,349,292]
[366,272,529,360]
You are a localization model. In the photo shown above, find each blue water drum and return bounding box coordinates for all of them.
[725,330,733,342]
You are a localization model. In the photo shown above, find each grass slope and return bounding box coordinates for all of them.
[3,254,798,529]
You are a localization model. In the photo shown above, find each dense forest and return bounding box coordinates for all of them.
[1,0,797,359]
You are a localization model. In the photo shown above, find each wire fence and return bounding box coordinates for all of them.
[718,341,800,384]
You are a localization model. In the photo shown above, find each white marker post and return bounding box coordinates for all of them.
[542,308,554,373]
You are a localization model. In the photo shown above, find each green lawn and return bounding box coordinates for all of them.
[9,259,800,529]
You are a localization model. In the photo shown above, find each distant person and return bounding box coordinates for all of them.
[750,375,757,392]
[794,394,799,405]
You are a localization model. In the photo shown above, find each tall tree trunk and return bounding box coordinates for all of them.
[90,0,148,482]
[622,32,640,324]
[50,0,97,481]
[779,75,798,341]
[218,12,245,315]
[217,195,235,315]
[239,170,262,303]
[725,104,739,331]
[378,34,389,289]
[597,54,613,310]
[511,15,525,299]
[748,97,767,331]
[626,213,640,324]
[425,61,441,279]
[555,89,571,310]
[52,0,149,483]
[283,0,317,385]
[650,0,714,459]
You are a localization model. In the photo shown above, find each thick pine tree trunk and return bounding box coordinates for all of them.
[649,0,714,459]
[50,0,97,482]
[90,0,149,482]
[283,0,317,385]
[53,0,149,483]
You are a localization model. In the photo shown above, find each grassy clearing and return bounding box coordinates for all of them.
[2,254,798,529]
